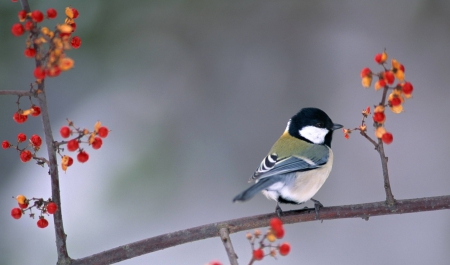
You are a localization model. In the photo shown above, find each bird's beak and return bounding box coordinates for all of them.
[332,123,343,130]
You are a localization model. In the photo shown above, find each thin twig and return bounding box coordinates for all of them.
[70,195,450,265]
[359,130,378,148]
[219,227,239,265]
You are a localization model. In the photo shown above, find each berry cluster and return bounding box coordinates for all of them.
[247,218,291,262]
[3,102,46,165]
[343,51,414,144]
[10,6,81,81]
[10,195,57,229]
[56,120,109,171]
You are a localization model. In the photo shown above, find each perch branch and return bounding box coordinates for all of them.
[71,195,450,265]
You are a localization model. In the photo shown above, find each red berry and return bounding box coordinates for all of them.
[24,21,34,31]
[13,112,28,124]
[31,106,41,116]
[18,202,29,209]
[30,134,42,147]
[67,139,79,151]
[382,132,393,144]
[71,7,79,19]
[384,71,395,84]
[31,10,44,23]
[11,23,25,36]
[279,243,291,256]
[399,64,405,73]
[378,79,386,88]
[60,126,71,138]
[46,202,58,214]
[12,0,18,2]
[92,137,103,150]
[20,150,32,162]
[46,66,61,77]
[98,126,109,138]
[71,36,81,49]
[18,10,27,21]
[37,217,49,228]
[274,227,285,239]
[77,151,89,163]
[374,53,383,64]
[2,140,11,149]
[11,208,22,219]
[24,47,36,58]
[70,22,77,32]
[253,249,264,261]
[67,156,74,166]
[17,133,26,143]
[270,217,283,231]
[390,97,402,107]
[373,112,385,123]
[402,82,413,95]
[209,261,222,265]
[46,8,57,19]
[34,66,46,79]
[360,67,371,78]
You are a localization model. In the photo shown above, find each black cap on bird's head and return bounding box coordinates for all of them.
[288,108,343,147]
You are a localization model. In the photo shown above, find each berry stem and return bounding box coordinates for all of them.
[218,227,239,265]
[19,0,71,262]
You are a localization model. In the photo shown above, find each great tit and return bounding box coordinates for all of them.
[233,108,343,217]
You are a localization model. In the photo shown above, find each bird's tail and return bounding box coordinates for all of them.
[233,176,281,202]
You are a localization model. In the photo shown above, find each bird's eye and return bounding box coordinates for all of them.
[315,122,324,128]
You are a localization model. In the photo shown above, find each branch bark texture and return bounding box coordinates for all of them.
[71,195,450,265]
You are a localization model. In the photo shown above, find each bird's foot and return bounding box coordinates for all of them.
[275,204,283,217]
[310,198,323,219]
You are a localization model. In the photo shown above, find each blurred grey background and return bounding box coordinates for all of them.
[1,0,450,264]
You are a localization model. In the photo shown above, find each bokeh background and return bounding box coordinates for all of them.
[1,1,450,264]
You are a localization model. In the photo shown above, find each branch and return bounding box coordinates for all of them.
[19,0,71,263]
[0,90,34,96]
[219,227,239,265]
[70,195,450,265]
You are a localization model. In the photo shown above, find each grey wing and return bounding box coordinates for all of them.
[251,148,329,180]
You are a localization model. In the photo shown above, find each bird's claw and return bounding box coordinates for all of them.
[310,198,323,219]
[275,204,283,217]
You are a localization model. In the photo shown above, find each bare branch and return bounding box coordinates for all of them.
[219,227,239,265]
[71,195,450,265]
[0,90,34,96]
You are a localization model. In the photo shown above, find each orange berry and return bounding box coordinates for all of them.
[60,126,71,138]
[47,8,57,19]
[279,243,291,256]
[77,151,89,163]
[402,82,413,95]
[46,202,58,214]
[71,36,81,49]
[31,10,44,23]
[98,126,109,138]
[11,23,25,37]
[253,249,264,261]
[34,66,46,79]
[30,134,42,147]
[13,112,28,124]
[67,139,79,151]
[2,140,11,149]
[31,106,41,116]
[16,195,27,204]
[17,133,26,143]
[37,217,49,228]
[20,150,32,162]
[383,71,395,84]
[373,112,385,123]
[382,132,393,144]
[11,208,22,219]
[270,217,283,231]
[360,67,371,78]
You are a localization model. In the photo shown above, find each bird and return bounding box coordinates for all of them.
[233,107,342,217]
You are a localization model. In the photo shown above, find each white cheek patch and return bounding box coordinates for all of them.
[299,126,329,144]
